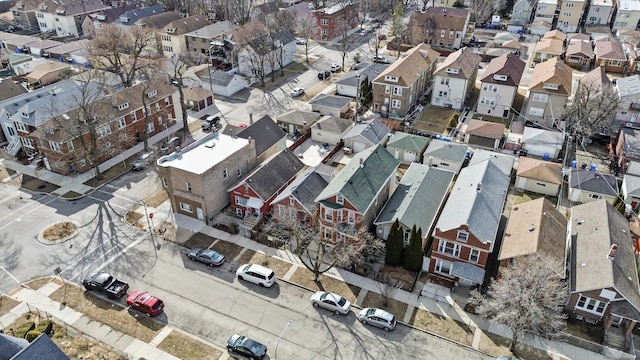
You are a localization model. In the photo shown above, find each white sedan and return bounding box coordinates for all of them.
[290,87,305,97]
[310,291,351,315]
[330,63,342,72]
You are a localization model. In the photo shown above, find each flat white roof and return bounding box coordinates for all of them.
[619,0,640,11]
[157,132,249,174]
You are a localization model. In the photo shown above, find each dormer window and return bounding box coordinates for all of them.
[446,68,459,74]
[493,74,508,81]
[97,14,106,20]
[44,127,55,134]
[456,230,469,242]
[385,75,398,82]
[16,3,23,9]
[56,9,65,14]
[118,102,129,111]
[166,27,175,33]
[543,83,560,90]
[40,5,47,10]
[147,90,158,98]
[119,16,129,22]
[21,111,29,118]
[336,194,344,205]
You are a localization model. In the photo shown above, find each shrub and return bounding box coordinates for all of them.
[25,330,41,342]
[15,321,35,338]
[35,320,53,335]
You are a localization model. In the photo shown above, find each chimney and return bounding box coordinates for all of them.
[249,113,253,124]
[607,243,618,260]
[359,158,364,168]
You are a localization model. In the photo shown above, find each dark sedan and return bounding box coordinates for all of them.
[187,248,225,266]
[227,334,267,360]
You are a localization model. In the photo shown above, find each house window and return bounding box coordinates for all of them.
[147,90,158,98]
[566,2,574,7]
[147,122,155,133]
[469,249,480,263]
[392,99,401,109]
[186,182,192,192]
[321,19,329,25]
[393,87,402,95]
[480,97,495,105]
[37,13,44,18]
[336,210,343,222]
[235,196,248,206]
[385,85,390,94]
[117,118,126,129]
[289,208,296,220]
[347,211,355,224]
[131,112,138,122]
[438,91,448,97]
[162,177,168,187]
[163,46,173,52]
[528,107,545,116]
[588,193,603,199]
[563,11,571,16]
[49,141,61,152]
[324,227,333,239]
[575,295,607,315]
[97,125,111,138]
[67,140,74,151]
[278,205,286,217]
[440,30,445,37]
[325,207,333,222]
[118,102,129,111]
[483,84,498,92]
[15,122,27,132]
[336,194,344,204]
[404,230,411,246]
[321,29,328,35]
[456,231,469,242]
[449,31,454,38]
[21,137,35,148]
[435,259,452,275]
[609,60,621,66]
[440,78,449,85]
[180,202,193,213]
[438,240,461,257]
[236,168,242,178]
[223,169,228,180]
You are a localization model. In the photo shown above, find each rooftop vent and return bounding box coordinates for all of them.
[607,243,618,260]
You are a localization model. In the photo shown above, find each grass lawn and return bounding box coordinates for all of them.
[183,233,217,250]
[360,291,408,319]
[289,268,361,303]
[158,331,222,360]
[49,284,164,342]
[478,331,513,357]
[410,308,475,346]
[413,107,455,134]
[511,191,557,206]
[235,250,293,279]
[23,276,54,290]
[473,113,513,127]
[210,239,244,260]
[0,295,20,317]
[377,265,418,291]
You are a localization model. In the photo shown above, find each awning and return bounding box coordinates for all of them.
[246,197,264,209]
[451,262,485,285]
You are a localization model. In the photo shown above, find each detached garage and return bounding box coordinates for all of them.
[463,119,505,149]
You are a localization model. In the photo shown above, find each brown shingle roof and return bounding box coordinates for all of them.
[480,52,525,87]
[410,7,469,33]
[579,66,612,90]
[465,119,505,138]
[529,57,573,95]
[373,43,439,86]
[135,11,182,29]
[516,157,562,184]
[159,16,211,35]
[596,40,626,60]
[543,29,566,41]
[566,40,594,58]
[434,47,481,79]
[535,38,564,55]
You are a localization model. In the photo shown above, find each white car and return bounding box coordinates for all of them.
[373,55,390,64]
[360,29,368,36]
[236,264,276,287]
[357,308,397,331]
[330,63,342,72]
[310,291,351,315]
[290,87,305,97]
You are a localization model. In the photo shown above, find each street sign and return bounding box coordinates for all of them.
[149,213,153,219]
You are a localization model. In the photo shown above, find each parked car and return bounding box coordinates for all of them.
[126,291,164,317]
[131,151,154,171]
[295,37,307,45]
[227,334,267,360]
[83,272,129,299]
[310,291,351,315]
[360,29,368,36]
[318,70,331,80]
[236,264,276,287]
[188,248,225,266]
[290,87,305,97]
[330,63,342,72]
[357,308,397,331]
[201,115,221,131]
[159,136,181,155]
[373,55,390,64]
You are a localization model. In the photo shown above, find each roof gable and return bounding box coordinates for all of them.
[343,119,390,145]
[465,119,505,139]
[272,167,328,213]
[569,168,618,195]
[516,157,562,184]
[374,44,439,86]
[424,139,469,162]
[434,47,481,79]
[480,53,525,87]
[237,115,286,156]
[386,131,430,152]
[529,57,573,95]
[238,149,304,200]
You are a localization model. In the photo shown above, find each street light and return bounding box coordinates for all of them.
[274,320,292,360]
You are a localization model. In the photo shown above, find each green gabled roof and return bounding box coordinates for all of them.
[386,132,430,153]
[315,145,400,213]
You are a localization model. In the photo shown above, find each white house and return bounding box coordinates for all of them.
[613,0,640,32]
[423,139,470,174]
[477,53,525,118]
[615,75,640,123]
[514,157,562,196]
[522,127,564,158]
[585,0,616,26]
[34,0,110,38]
[431,48,481,110]
[237,30,296,85]
[510,0,535,28]
[533,0,558,24]
[568,168,619,203]
[310,115,353,145]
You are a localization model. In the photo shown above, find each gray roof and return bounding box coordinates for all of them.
[0,333,28,360]
[435,158,511,244]
[309,93,352,109]
[113,5,163,25]
[187,20,236,38]
[451,261,486,284]
[272,167,328,213]
[316,145,400,213]
[335,63,390,87]
[208,70,234,86]
[628,161,640,176]
[237,115,287,157]
[11,333,69,360]
[522,127,564,148]
[0,77,27,102]
[616,75,640,97]
[620,127,640,160]
[374,164,454,234]
[623,174,640,197]
[569,169,618,196]
[570,201,640,319]
[424,139,469,163]
[234,149,304,200]
[468,149,514,176]
[276,110,320,126]
[386,131,430,152]
[343,119,390,145]
[312,115,352,134]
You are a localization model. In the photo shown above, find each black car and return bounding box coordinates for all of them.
[201,115,221,131]
[318,70,331,80]
[227,334,267,360]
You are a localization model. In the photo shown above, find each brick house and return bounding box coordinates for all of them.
[270,167,329,225]
[311,1,359,41]
[408,7,470,50]
[595,40,628,73]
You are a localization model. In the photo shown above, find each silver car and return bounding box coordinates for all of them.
[357,307,397,331]
[187,248,225,266]
[310,291,351,315]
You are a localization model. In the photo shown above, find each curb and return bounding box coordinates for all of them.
[36,220,82,245]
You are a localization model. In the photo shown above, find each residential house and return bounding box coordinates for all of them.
[315,144,400,243]
[371,44,440,118]
[310,115,353,145]
[619,30,640,74]
[374,163,454,248]
[568,168,619,203]
[586,25,613,40]
[431,47,481,110]
[309,94,352,117]
[342,119,390,152]
[622,173,640,212]
[26,80,181,175]
[228,115,287,164]
[533,37,564,63]
[0,33,38,53]
[510,0,536,28]
[182,87,214,112]
[0,77,27,102]
[521,127,564,158]
[81,4,138,38]
[595,40,628,73]
[525,57,573,129]
[498,198,567,275]
[25,61,71,89]
[159,16,212,58]
[532,0,558,33]
[1,332,70,360]
[311,1,359,41]
[271,167,329,224]
[530,19,554,35]
[276,110,322,135]
[613,0,640,32]
[34,0,110,38]
[477,53,525,118]
[228,149,305,218]
[134,11,183,31]
[615,75,640,123]
[385,132,430,163]
[187,20,237,61]
[46,39,90,64]
[197,66,249,97]
[408,7,470,49]
[514,157,563,196]
[468,148,515,175]
[493,32,520,46]
[565,38,595,68]
[336,62,389,98]
[615,126,640,172]
[157,132,258,222]
[567,200,640,352]
[236,30,297,85]
[585,0,616,26]
[111,5,164,27]
[429,155,512,288]
[26,39,62,58]
[423,139,470,173]
[10,0,41,31]
[250,2,279,25]
[463,119,505,149]
[556,0,586,32]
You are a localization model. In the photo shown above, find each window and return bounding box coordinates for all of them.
[67,140,74,151]
[404,230,411,246]
[97,125,111,138]
[289,208,296,220]
[528,107,545,116]
[449,31,454,38]
[163,46,173,52]
[563,12,571,16]
[321,29,328,35]
[290,197,295,206]
[483,84,498,92]
[543,83,559,90]
[438,91,448,97]
[49,141,61,152]
[321,19,328,25]
[147,90,158,98]
[147,122,154,133]
[393,87,402,95]
[15,122,27,132]
[324,208,333,222]
[385,85,390,94]
[278,205,286,217]
[392,99,401,109]
[575,295,607,315]
[39,22,46,28]
[235,196,247,206]
[566,2,574,7]
[609,60,621,67]
[323,227,333,239]
[118,102,129,111]
[37,13,44,18]
[440,78,449,85]
[21,137,35,148]
[456,231,469,242]
[336,210,343,222]
[336,194,344,204]
[445,68,459,74]
[162,177,168,187]
[440,30,445,37]
[480,97,495,105]
[180,202,193,213]
[588,193,603,199]
[117,118,126,129]
[385,76,398,82]
[435,259,452,275]
[161,35,170,41]
[347,211,355,224]
[469,249,480,263]
[186,182,192,192]
[223,168,229,179]
[438,241,461,257]
[131,112,138,122]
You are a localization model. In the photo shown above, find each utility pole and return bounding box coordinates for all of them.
[274,320,292,360]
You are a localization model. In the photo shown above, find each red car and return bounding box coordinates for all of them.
[126,291,164,317]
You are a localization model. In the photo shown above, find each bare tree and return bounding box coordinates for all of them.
[471,0,506,24]
[295,12,319,63]
[469,255,567,356]
[335,1,359,70]
[376,273,402,307]
[561,79,621,144]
